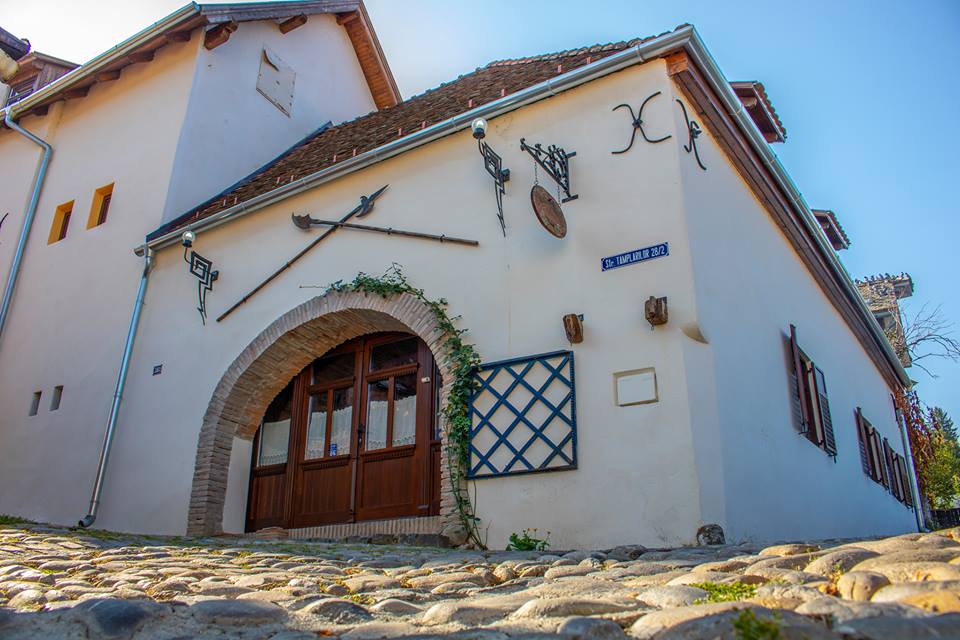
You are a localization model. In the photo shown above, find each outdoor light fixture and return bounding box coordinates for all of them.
[472,118,510,235]
[181,230,196,247]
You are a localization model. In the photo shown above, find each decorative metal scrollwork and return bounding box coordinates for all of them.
[478,140,510,236]
[184,247,218,325]
[676,98,706,171]
[611,91,672,154]
[520,138,577,202]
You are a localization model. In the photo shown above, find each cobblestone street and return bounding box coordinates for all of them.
[1,522,959,638]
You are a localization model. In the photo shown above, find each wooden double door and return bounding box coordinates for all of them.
[245,332,441,532]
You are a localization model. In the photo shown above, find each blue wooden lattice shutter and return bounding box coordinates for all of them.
[468,350,577,478]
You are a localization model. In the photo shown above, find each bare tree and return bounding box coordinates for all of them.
[899,303,960,377]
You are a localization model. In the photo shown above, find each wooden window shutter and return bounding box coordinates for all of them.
[789,325,809,434]
[812,366,836,457]
[855,408,871,475]
[899,455,914,507]
[882,438,895,492]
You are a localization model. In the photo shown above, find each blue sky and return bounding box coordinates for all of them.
[6,0,958,419]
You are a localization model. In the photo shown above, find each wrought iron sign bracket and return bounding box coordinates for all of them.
[183,246,218,325]
[676,98,706,171]
[611,91,672,154]
[520,138,578,202]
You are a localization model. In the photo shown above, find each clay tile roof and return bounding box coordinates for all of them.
[812,209,850,251]
[149,28,682,241]
[731,80,786,143]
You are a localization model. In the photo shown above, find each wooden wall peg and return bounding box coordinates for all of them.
[563,313,584,344]
[644,296,668,328]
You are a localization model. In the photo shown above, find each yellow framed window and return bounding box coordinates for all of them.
[48,201,74,244]
[87,183,114,228]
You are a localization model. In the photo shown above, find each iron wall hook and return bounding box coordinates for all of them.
[676,98,706,171]
[611,91,672,154]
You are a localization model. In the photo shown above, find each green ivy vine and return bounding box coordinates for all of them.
[327,265,485,548]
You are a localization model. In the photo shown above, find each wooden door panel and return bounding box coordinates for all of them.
[247,470,286,530]
[356,447,419,520]
[292,459,352,527]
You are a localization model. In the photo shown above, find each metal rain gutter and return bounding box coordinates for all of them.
[0,3,199,120]
[682,30,911,388]
[79,248,153,528]
[0,112,52,344]
[143,25,696,249]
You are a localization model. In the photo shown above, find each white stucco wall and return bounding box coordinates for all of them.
[161,15,378,223]
[96,60,712,548]
[0,37,198,525]
[677,100,917,542]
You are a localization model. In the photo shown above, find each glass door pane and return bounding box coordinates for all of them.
[257,381,293,466]
[365,378,390,451]
[392,373,417,446]
[304,393,328,460]
[329,387,353,457]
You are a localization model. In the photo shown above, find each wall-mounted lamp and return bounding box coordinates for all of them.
[473,118,510,236]
[563,313,584,344]
[181,230,218,325]
[644,296,668,329]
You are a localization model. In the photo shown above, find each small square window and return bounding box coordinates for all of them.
[29,391,42,416]
[50,385,63,411]
[48,201,74,244]
[87,183,114,228]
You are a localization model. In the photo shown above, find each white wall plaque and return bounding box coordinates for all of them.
[614,368,658,406]
[257,47,296,116]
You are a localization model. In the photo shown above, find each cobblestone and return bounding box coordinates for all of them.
[0,524,959,637]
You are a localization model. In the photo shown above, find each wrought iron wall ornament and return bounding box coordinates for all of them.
[520,138,577,202]
[676,98,707,171]
[291,214,479,247]
[216,185,388,322]
[183,246,218,325]
[472,118,510,236]
[611,91,672,154]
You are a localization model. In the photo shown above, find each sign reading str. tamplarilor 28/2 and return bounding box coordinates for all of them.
[601,242,669,272]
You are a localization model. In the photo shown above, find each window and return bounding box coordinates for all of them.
[256,47,295,116]
[48,201,74,244]
[50,385,63,411]
[855,407,911,506]
[29,391,42,416]
[87,183,114,228]
[788,325,836,456]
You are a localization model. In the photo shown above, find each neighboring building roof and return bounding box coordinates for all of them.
[730,81,786,143]
[857,273,914,300]
[149,35,673,240]
[1,1,399,120]
[0,26,29,60]
[3,52,78,107]
[813,209,850,251]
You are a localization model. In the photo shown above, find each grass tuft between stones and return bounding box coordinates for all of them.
[732,609,781,640]
[691,581,757,603]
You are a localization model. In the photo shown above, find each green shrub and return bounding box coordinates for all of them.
[506,528,550,551]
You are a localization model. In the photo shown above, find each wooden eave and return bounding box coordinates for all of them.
[336,4,401,109]
[666,50,903,390]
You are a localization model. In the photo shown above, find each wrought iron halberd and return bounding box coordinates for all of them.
[611,90,672,154]
[676,98,707,171]
[520,138,578,202]
[184,247,218,325]
[478,139,510,236]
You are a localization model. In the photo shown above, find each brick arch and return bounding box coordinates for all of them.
[186,290,459,536]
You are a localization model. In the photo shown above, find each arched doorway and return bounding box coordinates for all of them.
[187,289,463,539]
[246,332,442,531]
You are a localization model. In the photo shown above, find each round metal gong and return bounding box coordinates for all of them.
[530,185,567,238]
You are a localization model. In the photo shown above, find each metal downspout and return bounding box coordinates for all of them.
[897,418,926,531]
[78,248,153,528]
[0,111,52,344]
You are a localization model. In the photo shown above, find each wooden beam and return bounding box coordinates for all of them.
[95,69,121,82]
[128,50,155,64]
[204,21,238,50]
[63,86,89,100]
[336,11,360,25]
[665,50,904,391]
[278,14,308,34]
[165,31,192,43]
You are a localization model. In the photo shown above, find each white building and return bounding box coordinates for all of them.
[0,2,920,549]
